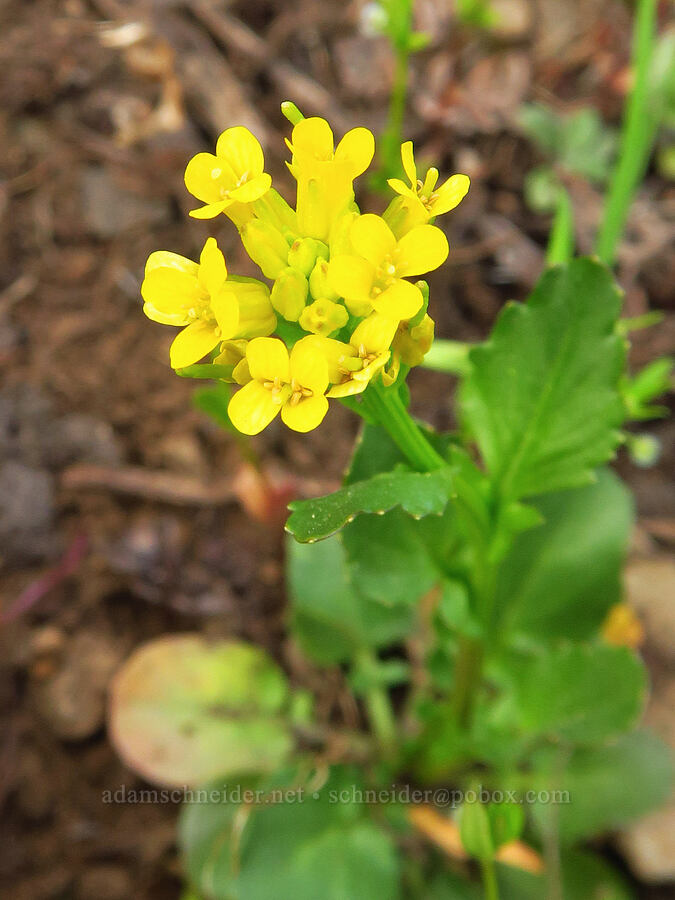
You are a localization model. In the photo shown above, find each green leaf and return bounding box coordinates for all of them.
[108,637,293,786]
[180,766,401,900]
[498,850,633,900]
[342,508,442,606]
[287,535,411,665]
[497,469,633,641]
[285,467,455,542]
[458,800,494,861]
[528,730,673,844]
[621,356,673,421]
[514,643,646,744]
[460,258,626,499]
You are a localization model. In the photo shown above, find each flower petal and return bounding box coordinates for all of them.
[291,117,334,161]
[189,200,234,220]
[169,320,220,369]
[371,279,423,320]
[387,178,417,200]
[184,153,236,203]
[141,268,199,314]
[396,224,449,276]
[229,381,281,435]
[401,141,416,186]
[290,336,329,394]
[145,251,198,278]
[328,254,374,304]
[210,290,240,340]
[281,395,329,433]
[216,126,265,177]
[350,214,396,266]
[246,337,290,383]
[430,173,471,215]
[230,172,272,204]
[198,237,227,297]
[335,127,375,176]
[350,313,398,354]
[142,302,189,327]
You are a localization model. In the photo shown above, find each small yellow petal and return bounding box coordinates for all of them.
[387,178,417,200]
[141,268,199,314]
[350,313,398,355]
[430,174,470,216]
[291,117,334,161]
[396,225,449,277]
[350,214,396,266]
[246,337,290,383]
[329,255,374,304]
[371,279,423,320]
[401,141,416,186]
[144,251,198,278]
[210,291,240,340]
[169,320,220,369]
[229,381,281,435]
[290,335,330,394]
[334,127,375,176]
[281,395,329,432]
[142,302,189,327]
[189,199,234,220]
[184,152,235,204]
[216,126,265,177]
[230,172,272,204]
[198,238,227,297]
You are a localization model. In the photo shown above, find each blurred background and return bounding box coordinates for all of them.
[0,0,673,897]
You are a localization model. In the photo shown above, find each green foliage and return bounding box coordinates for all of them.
[458,799,524,860]
[513,643,646,745]
[498,850,634,900]
[180,766,401,900]
[285,466,455,542]
[496,469,633,641]
[109,638,294,787]
[461,259,626,499]
[527,730,673,844]
[287,534,412,665]
[456,0,498,28]
[519,104,617,184]
[621,356,673,420]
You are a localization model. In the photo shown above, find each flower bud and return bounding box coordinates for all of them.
[240,220,291,279]
[252,188,299,237]
[270,267,309,321]
[288,237,329,277]
[226,276,277,340]
[309,258,339,302]
[299,298,349,337]
[393,314,435,367]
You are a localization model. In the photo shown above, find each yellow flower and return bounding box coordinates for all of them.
[388,141,470,219]
[287,117,374,241]
[299,298,349,336]
[228,336,329,434]
[601,603,644,649]
[184,127,271,220]
[141,238,276,369]
[312,313,397,398]
[329,214,448,320]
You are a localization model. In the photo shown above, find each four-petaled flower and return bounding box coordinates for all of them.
[388,141,470,219]
[228,336,329,434]
[141,238,275,369]
[184,127,272,220]
[329,214,448,320]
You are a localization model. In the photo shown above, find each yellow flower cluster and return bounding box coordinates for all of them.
[141,108,469,435]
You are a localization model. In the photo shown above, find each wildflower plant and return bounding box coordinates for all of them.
[114,7,672,893]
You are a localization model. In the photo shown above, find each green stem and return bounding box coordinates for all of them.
[421,339,474,376]
[595,0,658,266]
[360,383,446,472]
[480,856,499,900]
[450,636,484,728]
[355,648,397,756]
[546,186,574,266]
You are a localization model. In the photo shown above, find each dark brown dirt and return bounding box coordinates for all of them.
[0,0,673,897]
